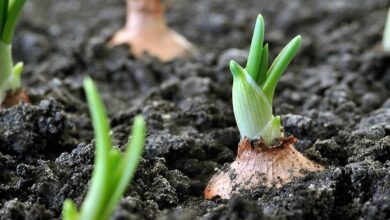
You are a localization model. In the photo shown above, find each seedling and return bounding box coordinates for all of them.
[62,78,146,220]
[204,14,323,199]
[383,7,390,53]
[0,0,29,107]
[110,0,194,62]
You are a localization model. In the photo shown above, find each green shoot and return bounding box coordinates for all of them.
[384,7,390,53]
[62,78,146,220]
[246,14,264,81]
[0,0,25,104]
[230,14,301,145]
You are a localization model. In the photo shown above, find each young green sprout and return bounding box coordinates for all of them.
[204,14,323,199]
[383,7,390,53]
[0,0,29,107]
[62,78,146,220]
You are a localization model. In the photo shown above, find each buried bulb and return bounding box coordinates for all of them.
[110,0,195,62]
[204,14,324,200]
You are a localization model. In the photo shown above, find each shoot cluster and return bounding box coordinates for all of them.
[230,14,301,145]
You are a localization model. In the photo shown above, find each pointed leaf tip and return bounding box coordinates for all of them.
[263,34,302,104]
[230,60,245,78]
[246,13,265,81]
[133,115,146,132]
[292,35,302,46]
[83,76,93,90]
[13,61,23,77]
[62,200,79,220]
[257,14,264,24]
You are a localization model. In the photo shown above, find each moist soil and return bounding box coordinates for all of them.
[1,0,390,219]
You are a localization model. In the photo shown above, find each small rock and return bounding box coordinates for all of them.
[357,108,390,130]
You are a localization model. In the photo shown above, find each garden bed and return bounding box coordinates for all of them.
[0,0,389,219]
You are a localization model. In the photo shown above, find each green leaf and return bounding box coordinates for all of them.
[0,41,12,88]
[79,77,112,220]
[1,0,25,44]
[104,115,145,218]
[62,78,146,220]
[256,44,268,86]
[108,149,122,172]
[259,116,282,145]
[230,60,274,139]
[9,61,23,88]
[13,61,23,75]
[230,60,244,79]
[245,14,264,81]
[0,0,8,36]
[263,35,301,104]
[62,200,79,220]
[108,149,122,192]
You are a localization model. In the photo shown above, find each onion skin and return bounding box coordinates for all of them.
[110,0,194,62]
[204,136,324,200]
[2,88,29,108]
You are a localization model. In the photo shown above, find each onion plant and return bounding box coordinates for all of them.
[110,0,194,62]
[230,14,301,145]
[62,78,146,220]
[0,0,25,103]
[204,14,323,200]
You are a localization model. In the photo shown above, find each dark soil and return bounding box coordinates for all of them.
[1,0,390,219]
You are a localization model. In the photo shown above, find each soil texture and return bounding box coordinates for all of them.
[1,0,389,219]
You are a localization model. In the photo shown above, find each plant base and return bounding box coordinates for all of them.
[111,28,194,62]
[2,88,30,108]
[110,0,194,62]
[204,136,324,199]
